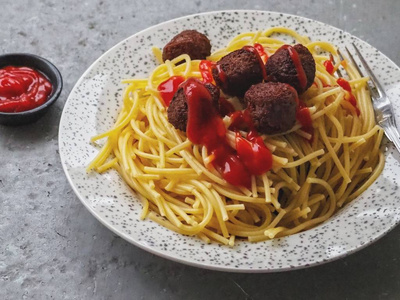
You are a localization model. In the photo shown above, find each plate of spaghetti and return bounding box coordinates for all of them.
[59,10,400,272]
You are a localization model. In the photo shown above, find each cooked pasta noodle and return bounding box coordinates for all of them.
[88,27,384,245]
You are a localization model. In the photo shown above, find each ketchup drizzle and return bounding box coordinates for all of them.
[199,60,215,84]
[280,45,308,90]
[254,43,269,63]
[218,97,235,116]
[337,78,360,115]
[182,78,272,188]
[236,131,273,176]
[242,45,268,81]
[229,109,254,131]
[296,100,313,140]
[215,64,228,89]
[182,78,252,187]
[281,84,313,141]
[323,59,335,75]
[157,75,185,106]
[229,110,273,176]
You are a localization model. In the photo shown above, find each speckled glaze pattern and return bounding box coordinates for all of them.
[59,10,400,272]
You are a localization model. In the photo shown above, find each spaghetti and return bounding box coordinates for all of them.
[88,27,384,245]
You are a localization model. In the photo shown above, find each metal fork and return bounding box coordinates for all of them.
[336,44,400,153]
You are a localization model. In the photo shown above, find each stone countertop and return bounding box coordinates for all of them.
[1,0,399,299]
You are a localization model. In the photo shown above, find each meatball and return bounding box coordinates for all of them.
[162,30,212,62]
[266,44,316,94]
[244,82,298,135]
[212,48,264,98]
[167,82,220,131]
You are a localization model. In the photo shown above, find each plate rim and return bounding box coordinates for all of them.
[59,9,400,273]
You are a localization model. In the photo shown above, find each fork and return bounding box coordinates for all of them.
[335,44,400,153]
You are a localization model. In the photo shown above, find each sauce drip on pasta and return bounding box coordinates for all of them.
[157,75,185,106]
[183,78,272,187]
[183,78,252,187]
[337,78,360,115]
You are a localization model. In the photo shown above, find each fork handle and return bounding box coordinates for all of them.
[381,117,400,152]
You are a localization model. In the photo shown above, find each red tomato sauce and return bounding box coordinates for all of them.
[215,64,228,89]
[281,45,307,90]
[323,59,335,75]
[235,127,273,176]
[236,132,273,176]
[296,100,313,140]
[0,66,52,113]
[254,43,269,63]
[229,109,254,131]
[285,85,313,141]
[157,76,185,106]
[229,110,273,176]
[182,78,272,188]
[218,97,235,117]
[199,60,215,84]
[242,45,268,81]
[337,78,360,115]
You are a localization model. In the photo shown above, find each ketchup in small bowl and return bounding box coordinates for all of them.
[0,53,62,125]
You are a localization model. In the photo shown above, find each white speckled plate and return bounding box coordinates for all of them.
[59,10,400,272]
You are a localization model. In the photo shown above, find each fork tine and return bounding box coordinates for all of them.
[336,49,344,62]
[344,46,364,77]
[352,43,386,98]
[335,50,346,78]
[343,46,376,99]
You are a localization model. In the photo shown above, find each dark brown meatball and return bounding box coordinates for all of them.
[266,44,316,94]
[162,30,212,62]
[212,48,264,97]
[167,82,220,131]
[244,82,298,135]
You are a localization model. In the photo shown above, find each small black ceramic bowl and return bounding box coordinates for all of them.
[0,53,63,125]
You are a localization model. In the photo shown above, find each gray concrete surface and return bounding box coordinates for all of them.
[1,0,399,299]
